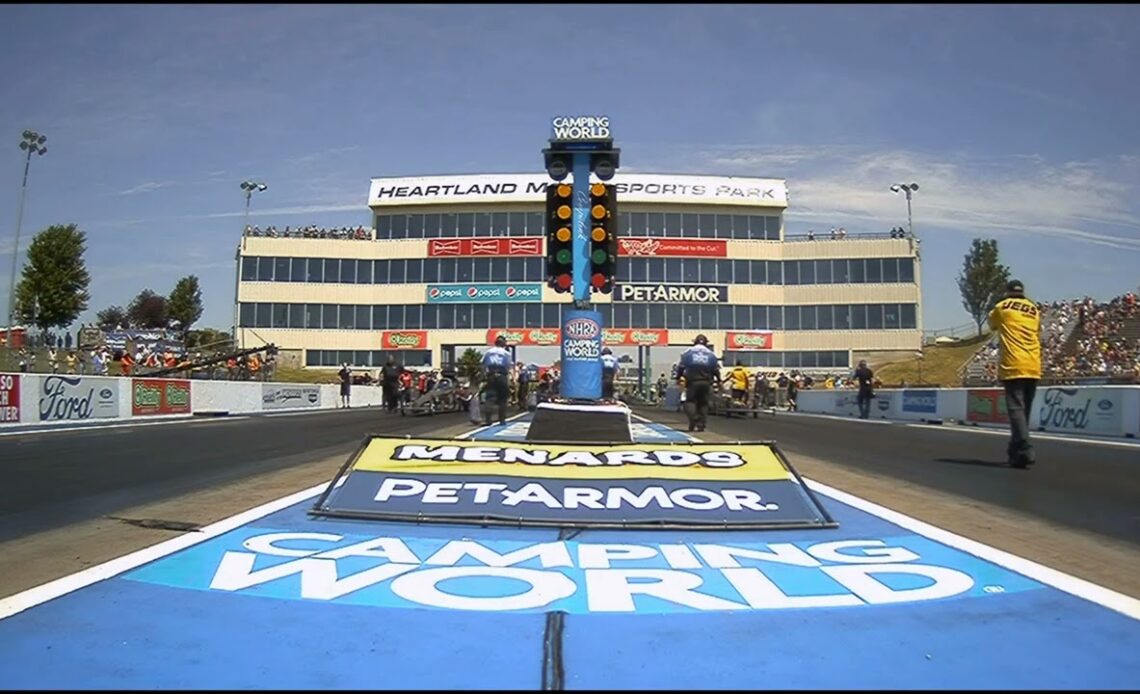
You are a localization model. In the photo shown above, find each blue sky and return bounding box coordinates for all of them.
[1,4,1137,335]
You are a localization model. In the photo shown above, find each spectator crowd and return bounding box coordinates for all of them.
[967,292,1140,381]
[244,224,370,240]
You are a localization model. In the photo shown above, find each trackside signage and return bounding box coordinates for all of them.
[39,375,120,421]
[124,528,1042,615]
[315,437,831,528]
[369,174,788,209]
[0,374,18,422]
[1036,387,1122,435]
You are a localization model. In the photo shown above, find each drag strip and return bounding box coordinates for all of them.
[635,406,1140,547]
[0,408,472,542]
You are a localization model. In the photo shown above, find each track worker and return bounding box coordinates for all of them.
[600,347,619,399]
[678,334,721,432]
[481,335,514,426]
[987,279,1042,468]
[729,361,750,409]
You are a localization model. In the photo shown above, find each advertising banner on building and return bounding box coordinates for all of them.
[1036,387,1123,435]
[131,378,192,416]
[261,384,321,410]
[603,329,669,346]
[966,389,1009,425]
[486,328,561,347]
[381,331,429,350]
[426,284,543,303]
[39,375,120,421]
[560,310,602,400]
[901,389,939,415]
[725,331,774,350]
[314,437,833,530]
[369,173,788,209]
[0,373,19,422]
[615,284,728,303]
[427,238,543,257]
[617,238,728,257]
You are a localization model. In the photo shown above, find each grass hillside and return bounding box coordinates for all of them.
[874,334,990,386]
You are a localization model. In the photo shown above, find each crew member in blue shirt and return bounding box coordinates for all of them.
[678,334,720,432]
[481,335,514,425]
[600,347,619,400]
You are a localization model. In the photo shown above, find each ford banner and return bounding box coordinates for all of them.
[1035,387,1122,435]
[39,375,121,421]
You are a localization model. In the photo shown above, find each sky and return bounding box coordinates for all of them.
[1,3,1138,343]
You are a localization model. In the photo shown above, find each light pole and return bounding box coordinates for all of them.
[889,182,919,239]
[234,180,267,347]
[7,130,47,339]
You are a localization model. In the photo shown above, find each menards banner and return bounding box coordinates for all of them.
[314,436,832,529]
[486,328,669,347]
[382,330,429,350]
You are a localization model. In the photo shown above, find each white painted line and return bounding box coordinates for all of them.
[0,481,331,621]
[804,478,1140,621]
[0,417,198,437]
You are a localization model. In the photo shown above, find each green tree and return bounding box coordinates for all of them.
[458,347,484,385]
[13,224,91,331]
[96,305,127,329]
[127,289,170,329]
[167,275,203,336]
[957,238,1011,337]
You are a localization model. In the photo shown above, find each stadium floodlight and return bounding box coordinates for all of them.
[7,129,48,341]
[889,182,919,240]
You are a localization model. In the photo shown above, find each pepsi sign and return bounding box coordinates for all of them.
[425,284,543,304]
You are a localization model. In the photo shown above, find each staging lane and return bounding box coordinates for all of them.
[0,408,472,542]
[634,406,1140,547]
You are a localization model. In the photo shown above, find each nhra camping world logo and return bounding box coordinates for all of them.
[565,318,601,340]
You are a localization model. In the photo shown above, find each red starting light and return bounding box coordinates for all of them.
[591,273,607,288]
[556,274,572,290]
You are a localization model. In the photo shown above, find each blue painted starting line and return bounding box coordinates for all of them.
[0,415,1137,689]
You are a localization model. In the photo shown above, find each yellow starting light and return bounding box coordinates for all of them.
[556,227,572,243]
[591,227,606,242]
[591,204,606,219]
[590,183,606,197]
[557,205,572,220]
[556,184,572,198]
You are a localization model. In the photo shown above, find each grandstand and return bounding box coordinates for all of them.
[961,292,1140,386]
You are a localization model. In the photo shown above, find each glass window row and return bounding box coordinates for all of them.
[724,350,850,369]
[306,349,432,368]
[241,256,916,286]
[304,348,845,370]
[375,211,782,240]
[239,302,917,331]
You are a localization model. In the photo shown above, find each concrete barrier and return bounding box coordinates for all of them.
[0,372,388,428]
[796,385,1140,439]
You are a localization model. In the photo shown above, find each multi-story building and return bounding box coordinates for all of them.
[235,172,921,372]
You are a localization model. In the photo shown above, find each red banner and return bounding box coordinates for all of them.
[966,389,1010,424]
[0,373,19,422]
[131,378,191,416]
[382,331,429,350]
[603,329,669,346]
[487,328,561,346]
[725,331,774,350]
[617,238,727,257]
[428,237,543,257]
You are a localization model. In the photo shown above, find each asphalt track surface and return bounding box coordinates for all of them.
[0,407,471,542]
[635,406,1140,548]
[3,405,1137,549]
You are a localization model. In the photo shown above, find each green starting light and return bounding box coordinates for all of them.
[592,249,608,264]
[556,249,572,264]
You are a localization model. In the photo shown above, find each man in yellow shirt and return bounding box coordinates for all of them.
[987,279,1042,468]
[729,361,750,408]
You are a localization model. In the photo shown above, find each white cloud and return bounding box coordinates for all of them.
[650,145,1140,252]
[117,180,175,196]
